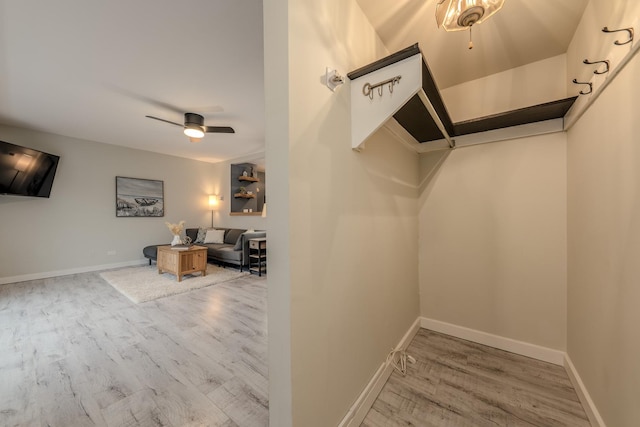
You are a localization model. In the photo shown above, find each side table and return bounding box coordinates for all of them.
[248,237,267,276]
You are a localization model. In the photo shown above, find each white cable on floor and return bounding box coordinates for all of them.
[386,349,416,376]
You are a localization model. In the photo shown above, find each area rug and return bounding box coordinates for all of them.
[100,264,248,303]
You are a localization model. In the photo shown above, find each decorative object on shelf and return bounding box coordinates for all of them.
[583,59,610,75]
[363,76,401,100]
[435,0,505,49]
[116,176,164,217]
[602,26,634,46]
[572,79,593,95]
[252,167,258,178]
[243,170,248,177]
[240,186,247,194]
[165,220,185,246]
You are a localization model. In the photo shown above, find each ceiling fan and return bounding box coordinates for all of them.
[146,113,235,142]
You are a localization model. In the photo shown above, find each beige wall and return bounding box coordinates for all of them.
[264,0,421,425]
[418,133,568,350]
[263,0,293,424]
[566,44,640,427]
[442,54,568,122]
[0,124,262,282]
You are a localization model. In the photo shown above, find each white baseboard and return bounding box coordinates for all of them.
[337,316,603,427]
[0,259,147,285]
[338,317,421,427]
[420,317,565,365]
[564,354,606,427]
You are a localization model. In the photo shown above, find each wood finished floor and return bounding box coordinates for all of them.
[0,268,268,427]
[362,329,590,427]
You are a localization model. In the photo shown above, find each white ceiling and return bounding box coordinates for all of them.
[0,0,589,164]
[357,0,589,89]
[0,0,264,164]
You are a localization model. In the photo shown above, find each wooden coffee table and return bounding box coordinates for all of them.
[157,245,207,282]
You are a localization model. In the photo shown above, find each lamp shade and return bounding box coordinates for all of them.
[209,195,218,207]
[436,0,504,31]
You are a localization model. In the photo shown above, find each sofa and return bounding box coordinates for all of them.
[143,227,266,271]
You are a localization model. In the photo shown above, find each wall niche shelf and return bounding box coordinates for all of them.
[234,193,256,199]
[238,176,259,182]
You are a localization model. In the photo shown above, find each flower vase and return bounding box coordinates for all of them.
[171,234,182,246]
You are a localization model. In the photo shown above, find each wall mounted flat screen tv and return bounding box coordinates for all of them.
[0,140,60,198]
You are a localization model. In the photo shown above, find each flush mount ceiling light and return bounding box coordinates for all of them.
[436,0,505,49]
[183,113,206,139]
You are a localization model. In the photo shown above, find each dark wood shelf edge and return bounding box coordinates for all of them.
[452,97,578,137]
[347,43,420,80]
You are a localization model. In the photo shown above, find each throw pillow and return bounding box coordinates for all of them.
[225,229,243,245]
[233,233,244,250]
[204,229,225,244]
[195,227,208,243]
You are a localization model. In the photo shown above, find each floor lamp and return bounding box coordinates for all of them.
[208,195,218,227]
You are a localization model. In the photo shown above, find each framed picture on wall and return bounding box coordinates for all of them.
[115,176,164,217]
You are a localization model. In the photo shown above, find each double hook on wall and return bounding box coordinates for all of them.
[573,58,609,95]
[602,26,634,46]
[583,59,610,74]
[572,25,635,96]
[572,79,593,95]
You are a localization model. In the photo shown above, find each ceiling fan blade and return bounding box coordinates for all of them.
[205,126,235,134]
[145,115,183,127]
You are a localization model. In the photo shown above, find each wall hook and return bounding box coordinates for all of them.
[583,59,610,75]
[572,78,593,95]
[602,26,634,45]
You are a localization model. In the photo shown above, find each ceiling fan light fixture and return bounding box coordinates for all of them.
[184,125,205,139]
[183,112,205,138]
[436,0,504,32]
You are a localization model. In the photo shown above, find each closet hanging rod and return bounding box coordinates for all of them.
[602,26,634,45]
[362,75,402,100]
[583,59,610,74]
[572,79,593,95]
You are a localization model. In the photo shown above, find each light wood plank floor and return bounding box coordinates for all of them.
[0,268,268,427]
[362,329,590,427]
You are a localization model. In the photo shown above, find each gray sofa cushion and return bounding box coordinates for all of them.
[181,227,254,268]
[186,228,199,243]
[143,245,159,260]
[212,246,243,262]
[225,228,244,245]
